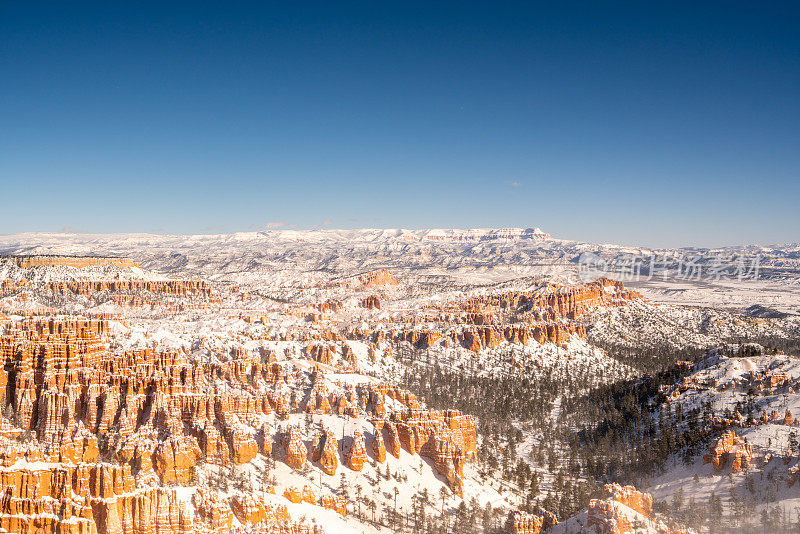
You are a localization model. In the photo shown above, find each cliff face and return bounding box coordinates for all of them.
[321,269,401,289]
[0,319,342,532]
[0,463,192,534]
[310,272,637,352]
[369,277,640,353]
[456,278,640,320]
[10,255,139,269]
[390,408,477,496]
[47,279,210,297]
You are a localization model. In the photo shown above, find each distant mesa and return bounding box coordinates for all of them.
[422,227,550,241]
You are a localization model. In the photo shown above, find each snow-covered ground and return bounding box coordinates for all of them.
[1,231,798,533]
[588,300,800,349]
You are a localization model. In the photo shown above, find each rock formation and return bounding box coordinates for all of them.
[312,429,338,475]
[371,429,386,463]
[360,295,381,310]
[702,431,753,473]
[588,499,634,534]
[320,495,347,516]
[601,484,652,518]
[346,430,368,471]
[505,510,556,534]
[284,428,307,470]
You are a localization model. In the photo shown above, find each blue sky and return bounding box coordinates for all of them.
[1,2,798,247]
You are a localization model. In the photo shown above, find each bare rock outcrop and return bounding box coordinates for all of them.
[284,428,307,470]
[345,431,368,471]
[312,429,338,475]
[702,431,752,473]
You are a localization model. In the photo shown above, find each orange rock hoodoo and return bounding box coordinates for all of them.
[345,430,368,471]
[505,510,557,534]
[702,431,753,473]
[284,427,307,470]
[601,483,653,518]
[371,427,386,463]
[390,408,477,496]
[312,429,338,475]
[588,500,634,534]
[586,485,655,534]
[320,495,347,516]
[230,493,291,526]
[360,295,381,310]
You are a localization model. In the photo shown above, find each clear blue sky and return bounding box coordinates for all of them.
[2,2,798,247]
